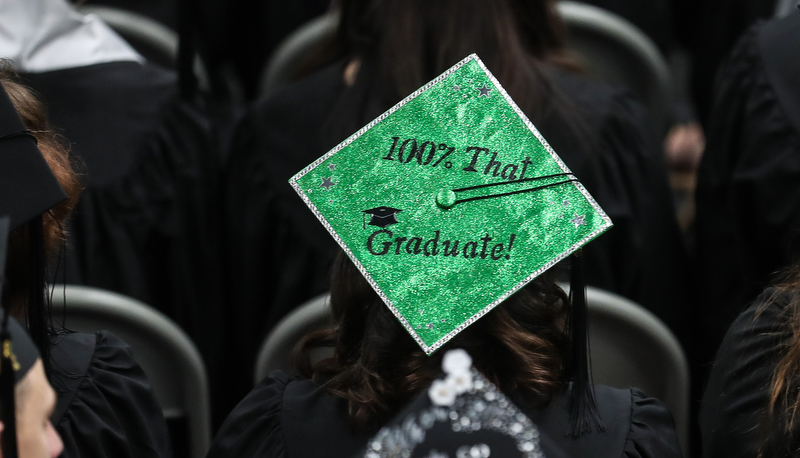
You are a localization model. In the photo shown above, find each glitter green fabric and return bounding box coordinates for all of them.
[290,54,611,354]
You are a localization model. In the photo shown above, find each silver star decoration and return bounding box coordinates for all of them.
[570,215,586,227]
[427,323,435,330]
[562,200,570,207]
[477,84,493,97]
[320,176,336,191]
[452,84,461,91]
[328,163,336,171]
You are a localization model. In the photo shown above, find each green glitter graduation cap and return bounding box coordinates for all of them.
[290,54,611,355]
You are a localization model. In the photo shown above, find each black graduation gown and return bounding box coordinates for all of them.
[699,287,792,458]
[25,62,231,425]
[207,372,681,458]
[20,61,177,285]
[683,0,778,126]
[49,331,171,458]
[224,62,691,383]
[21,61,177,188]
[695,11,800,362]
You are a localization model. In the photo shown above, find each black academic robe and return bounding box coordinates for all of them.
[207,373,681,458]
[695,11,800,363]
[699,287,794,458]
[49,331,171,458]
[24,62,232,426]
[20,61,177,286]
[683,0,778,126]
[224,61,691,395]
[21,62,177,188]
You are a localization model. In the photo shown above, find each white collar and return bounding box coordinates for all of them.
[0,0,143,73]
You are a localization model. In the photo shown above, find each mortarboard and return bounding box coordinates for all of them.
[291,54,611,434]
[362,349,566,458]
[0,83,67,381]
[0,215,43,458]
[0,85,67,231]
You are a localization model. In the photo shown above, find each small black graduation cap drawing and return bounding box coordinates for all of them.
[362,207,402,229]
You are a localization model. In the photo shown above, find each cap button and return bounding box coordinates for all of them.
[436,189,456,209]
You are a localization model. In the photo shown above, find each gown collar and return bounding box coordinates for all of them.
[0,0,143,73]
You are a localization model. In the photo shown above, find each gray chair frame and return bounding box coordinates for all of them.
[51,285,211,458]
[258,2,672,135]
[254,293,332,383]
[258,12,340,97]
[565,284,690,457]
[557,1,673,135]
[255,287,689,455]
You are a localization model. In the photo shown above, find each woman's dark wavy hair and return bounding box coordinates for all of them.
[294,250,570,431]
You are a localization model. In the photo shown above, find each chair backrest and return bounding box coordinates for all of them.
[258,12,339,97]
[581,286,690,457]
[557,1,672,135]
[257,3,672,135]
[51,285,211,458]
[255,286,689,455]
[254,294,333,383]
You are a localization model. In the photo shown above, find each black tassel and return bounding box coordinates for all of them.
[26,217,50,380]
[567,250,604,437]
[177,0,199,98]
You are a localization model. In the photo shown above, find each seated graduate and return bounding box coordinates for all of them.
[1,2,228,421]
[700,261,800,458]
[0,70,171,457]
[695,8,800,367]
[210,56,681,458]
[0,302,64,458]
[226,0,692,395]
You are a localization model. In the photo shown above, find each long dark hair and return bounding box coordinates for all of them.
[294,251,569,431]
[313,0,582,146]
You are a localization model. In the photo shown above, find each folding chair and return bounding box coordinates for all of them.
[580,286,690,457]
[557,1,673,135]
[51,285,211,458]
[255,286,689,455]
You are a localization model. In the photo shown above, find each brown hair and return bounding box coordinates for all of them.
[294,250,569,431]
[0,62,82,316]
[757,265,800,457]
